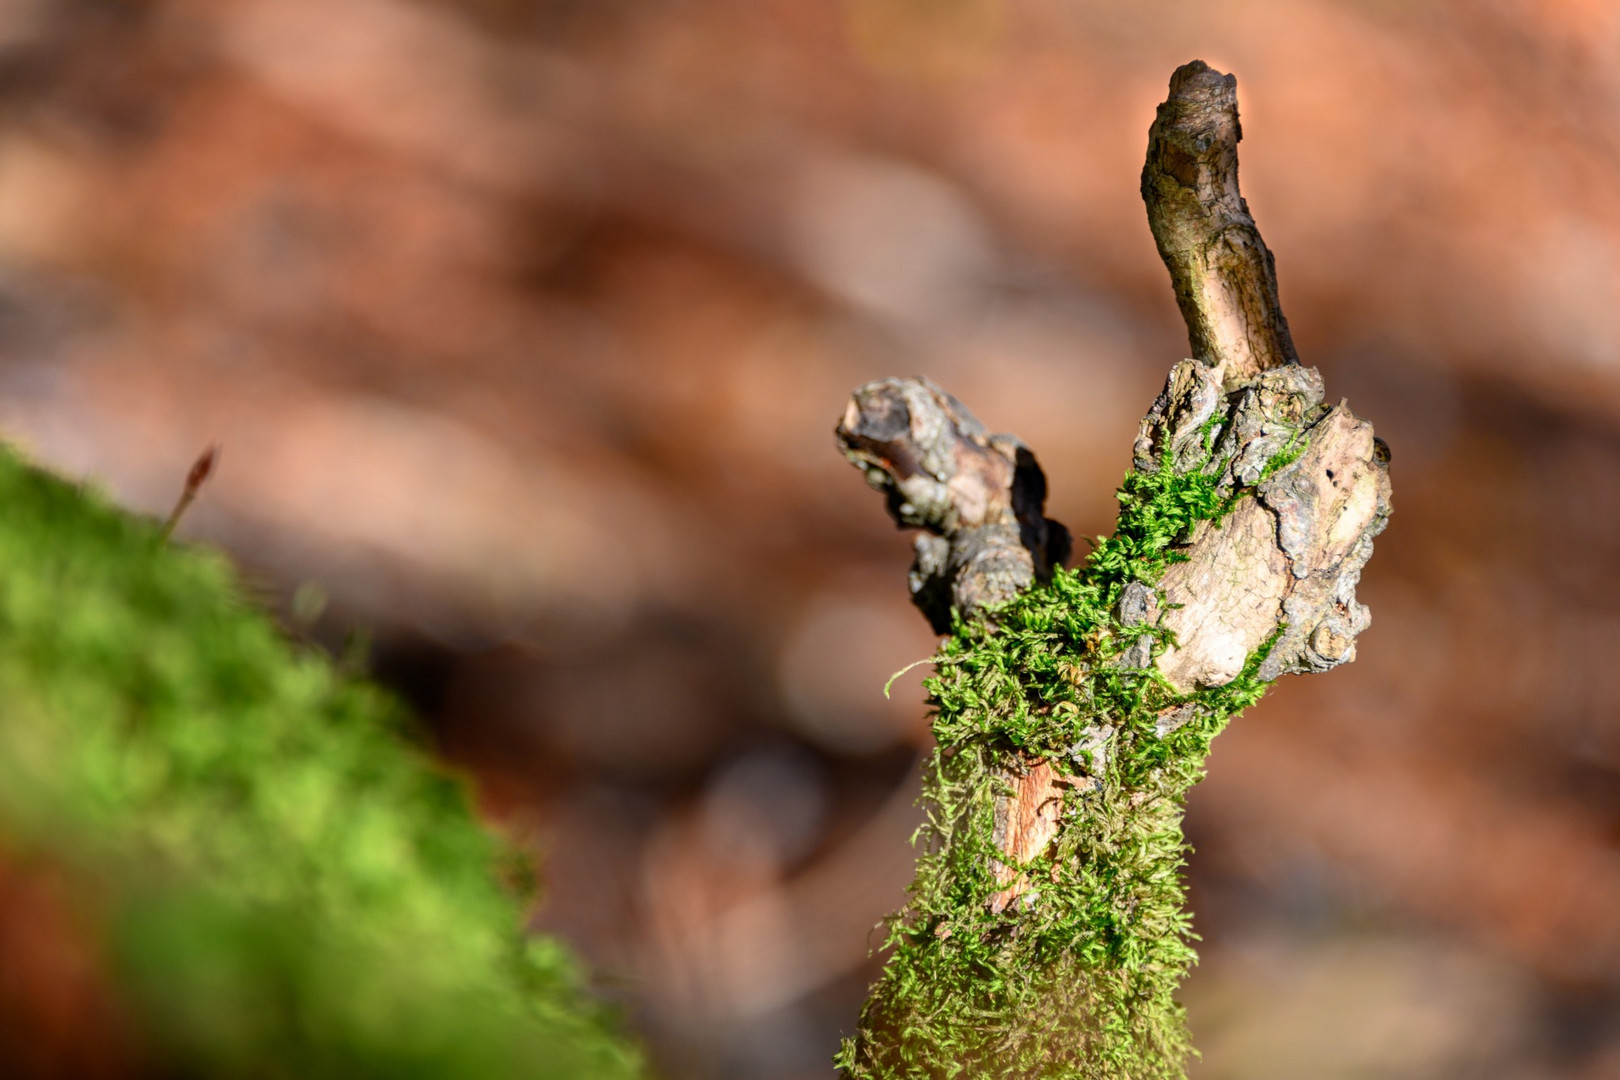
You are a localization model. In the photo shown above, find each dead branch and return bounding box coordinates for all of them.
[1141,60,1299,385]
[833,60,1391,1079]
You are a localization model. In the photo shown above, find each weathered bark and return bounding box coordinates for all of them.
[834,61,1391,1079]
[1141,60,1298,386]
[1145,362,1390,692]
[836,377,1070,634]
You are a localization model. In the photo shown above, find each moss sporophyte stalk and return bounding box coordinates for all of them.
[837,376,1336,1080]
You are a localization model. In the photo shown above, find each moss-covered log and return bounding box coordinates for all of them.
[833,62,1392,1079]
[0,448,641,1078]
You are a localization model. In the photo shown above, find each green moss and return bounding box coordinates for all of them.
[0,447,641,1080]
[837,412,1292,1080]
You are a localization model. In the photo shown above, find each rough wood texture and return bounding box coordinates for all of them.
[1141,361,1392,692]
[836,377,1070,633]
[1141,60,1299,386]
[987,760,1065,915]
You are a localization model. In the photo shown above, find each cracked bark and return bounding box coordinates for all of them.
[834,60,1391,1076]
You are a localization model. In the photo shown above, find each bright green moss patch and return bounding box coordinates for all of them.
[837,405,1296,1080]
[0,447,640,1080]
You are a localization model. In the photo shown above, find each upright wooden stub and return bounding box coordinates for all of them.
[1142,60,1299,386]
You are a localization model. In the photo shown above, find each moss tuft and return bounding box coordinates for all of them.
[0,447,641,1079]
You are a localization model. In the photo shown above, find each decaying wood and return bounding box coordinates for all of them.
[1141,60,1298,387]
[835,59,1392,1071]
[1142,362,1392,692]
[987,760,1064,914]
[836,377,1070,633]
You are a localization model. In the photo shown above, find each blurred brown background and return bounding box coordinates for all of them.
[1,0,1618,1077]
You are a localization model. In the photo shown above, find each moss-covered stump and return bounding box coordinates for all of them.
[0,445,641,1080]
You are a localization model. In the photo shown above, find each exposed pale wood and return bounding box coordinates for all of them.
[988,760,1065,914]
[1150,366,1392,692]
